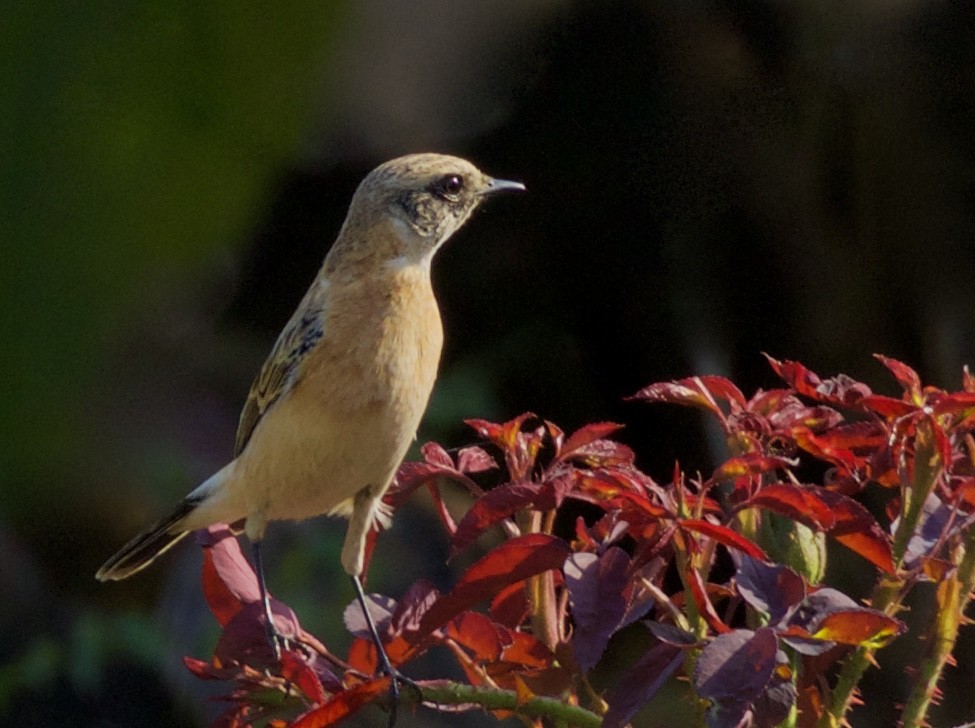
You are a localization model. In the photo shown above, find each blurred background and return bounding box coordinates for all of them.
[3,1,975,726]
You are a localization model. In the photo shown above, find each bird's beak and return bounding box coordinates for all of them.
[480,177,526,196]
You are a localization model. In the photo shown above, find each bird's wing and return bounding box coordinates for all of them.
[234,295,326,456]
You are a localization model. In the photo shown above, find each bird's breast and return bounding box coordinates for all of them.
[303,265,444,422]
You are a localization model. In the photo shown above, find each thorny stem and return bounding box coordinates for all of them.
[899,527,975,727]
[412,681,602,728]
[819,575,903,727]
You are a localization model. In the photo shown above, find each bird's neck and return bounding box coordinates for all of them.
[322,216,436,282]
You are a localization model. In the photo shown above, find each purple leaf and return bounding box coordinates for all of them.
[694,628,778,727]
[735,556,806,624]
[343,592,396,639]
[602,642,684,728]
[564,547,630,672]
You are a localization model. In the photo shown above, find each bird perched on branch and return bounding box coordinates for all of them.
[96,153,524,719]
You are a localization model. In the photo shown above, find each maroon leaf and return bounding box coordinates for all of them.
[417,534,571,638]
[743,484,836,531]
[693,628,778,721]
[734,556,806,623]
[563,547,630,671]
[602,642,684,728]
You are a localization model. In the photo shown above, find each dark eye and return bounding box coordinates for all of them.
[432,174,465,201]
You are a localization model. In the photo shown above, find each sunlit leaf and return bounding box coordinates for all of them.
[813,490,895,574]
[811,609,906,648]
[874,354,922,400]
[765,356,871,406]
[744,484,836,531]
[290,677,392,728]
[680,519,768,560]
[708,454,796,487]
[559,422,625,459]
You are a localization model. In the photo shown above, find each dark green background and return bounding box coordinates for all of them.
[3,1,974,725]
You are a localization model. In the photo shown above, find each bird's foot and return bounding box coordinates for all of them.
[376,663,421,728]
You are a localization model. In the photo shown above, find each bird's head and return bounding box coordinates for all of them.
[346,153,525,268]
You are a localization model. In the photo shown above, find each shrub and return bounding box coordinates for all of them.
[184,355,975,727]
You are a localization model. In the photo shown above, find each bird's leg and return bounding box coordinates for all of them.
[351,574,420,727]
[252,540,287,660]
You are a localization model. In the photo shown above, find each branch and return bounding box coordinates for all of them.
[411,680,603,728]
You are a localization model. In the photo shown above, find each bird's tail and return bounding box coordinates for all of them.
[95,499,198,581]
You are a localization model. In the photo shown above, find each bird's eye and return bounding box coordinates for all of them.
[432,174,465,201]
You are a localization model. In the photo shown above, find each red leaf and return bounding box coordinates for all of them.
[456,446,498,474]
[680,519,768,560]
[765,356,872,406]
[498,630,554,670]
[445,611,506,662]
[564,547,630,671]
[708,454,795,487]
[602,642,684,728]
[630,376,741,416]
[687,567,732,634]
[290,677,392,728]
[814,490,895,574]
[421,441,455,469]
[744,484,836,531]
[931,391,975,419]
[793,427,860,473]
[279,650,327,704]
[490,579,530,629]
[198,525,260,625]
[450,482,541,556]
[418,534,571,638]
[874,354,922,399]
[560,422,625,457]
[860,395,917,419]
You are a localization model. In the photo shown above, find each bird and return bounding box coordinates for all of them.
[96,153,524,716]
